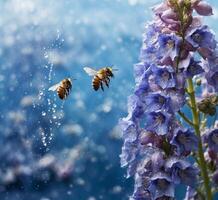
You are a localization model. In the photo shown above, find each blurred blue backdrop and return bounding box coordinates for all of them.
[0,0,217,200]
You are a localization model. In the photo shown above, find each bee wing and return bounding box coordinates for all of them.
[83,67,98,76]
[48,83,60,91]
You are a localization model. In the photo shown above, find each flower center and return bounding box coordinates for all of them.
[155,114,164,125]
[166,39,175,49]
[178,133,190,144]
[178,169,189,181]
[157,179,168,190]
[192,33,202,43]
[161,71,170,81]
[158,96,165,105]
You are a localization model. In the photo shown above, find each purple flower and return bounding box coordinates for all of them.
[140,46,159,63]
[165,158,198,187]
[134,63,152,97]
[139,130,156,145]
[148,173,175,200]
[119,0,218,198]
[127,95,145,120]
[186,25,216,50]
[204,128,218,152]
[131,185,151,200]
[205,71,218,92]
[159,10,179,29]
[175,73,186,89]
[151,65,176,89]
[146,111,171,136]
[203,50,218,91]
[144,92,171,113]
[136,148,163,176]
[119,117,138,142]
[142,24,160,48]
[167,89,185,111]
[140,24,160,62]
[185,58,204,77]
[120,139,139,178]
[120,139,138,168]
[171,128,198,155]
[134,62,151,82]
[207,50,218,70]
[193,1,213,16]
[153,2,181,32]
[150,152,165,173]
[139,130,164,149]
[157,33,181,61]
[178,53,193,70]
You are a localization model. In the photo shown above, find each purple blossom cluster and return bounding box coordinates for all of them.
[120,0,218,199]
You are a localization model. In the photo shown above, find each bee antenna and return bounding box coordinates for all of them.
[110,65,118,71]
[69,77,77,81]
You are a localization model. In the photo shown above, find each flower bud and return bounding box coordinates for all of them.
[197,96,217,116]
[196,78,201,86]
[194,1,213,16]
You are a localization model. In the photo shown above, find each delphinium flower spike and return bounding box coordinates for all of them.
[120,0,218,199]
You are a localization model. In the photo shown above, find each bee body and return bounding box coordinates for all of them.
[92,75,102,91]
[84,67,114,91]
[49,78,72,100]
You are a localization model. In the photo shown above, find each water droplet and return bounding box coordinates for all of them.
[48,64,54,81]
[42,112,46,116]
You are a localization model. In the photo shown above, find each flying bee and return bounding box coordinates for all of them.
[48,78,73,100]
[83,66,117,91]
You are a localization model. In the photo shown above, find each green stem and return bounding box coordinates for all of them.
[178,110,194,126]
[187,78,212,200]
[201,113,207,129]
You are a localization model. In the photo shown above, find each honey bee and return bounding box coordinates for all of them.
[48,78,73,100]
[84,66,117,91]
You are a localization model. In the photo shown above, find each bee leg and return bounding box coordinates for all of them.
[65,88,68,94]
[65,89,69,96]
[104,79,109,88]
[100,82,104,91]
[107,77,110,83]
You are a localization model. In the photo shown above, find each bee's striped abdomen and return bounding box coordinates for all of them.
[92,75,101,91]
[49,78,72,100]
[57,86,71,99]
[57,86,65,99]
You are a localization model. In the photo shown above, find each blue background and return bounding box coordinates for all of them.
[0,0,217,199]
